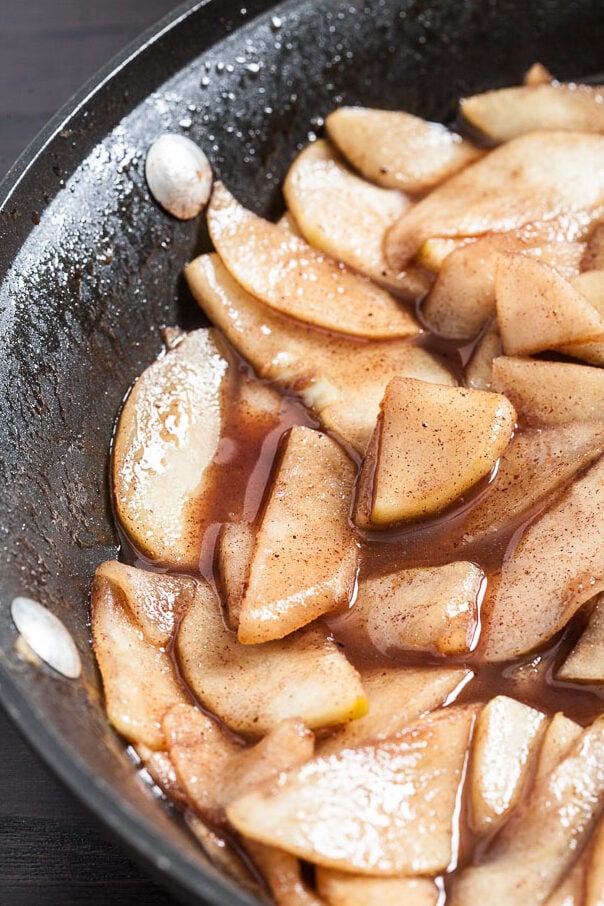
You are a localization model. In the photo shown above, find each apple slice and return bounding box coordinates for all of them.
[492,357,604,425]
[466,323,501,391]
[227,705,478,876]
[91,563,190,749]
[422,234,584,340]
[535,712,583,782]
[585,816,604,906]
[216,522,255,630]
[176,579,366,736]
[450,423,604,549]
[113,328,229,570]
[245,842,324,906]
[558,270,604,365]
[316,869,439,906]
[496,256,604,356]
[355,377,516,527]
[135,745,187,805]
[325,107,481,193]
[317,665,472,756]
[349,562,483,656]
[524,63,554,87]
[207,182,420,340]
[238,426,359,644]
[451,716,604,906]
[163,704,314,823]
[541,857,585,906]
[185,254,454,452]
[482,455,604,661]
[416,236,467,272]
[583,224,604,271]
[469,695,547,836]
[460,83,604,143]
[185,814,266,900]
[385,131,604,268]
[277,210,303,236]
[556,596,604,683]
[283,139,431,300]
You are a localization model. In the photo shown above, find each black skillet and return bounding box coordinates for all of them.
[1,0,603,903]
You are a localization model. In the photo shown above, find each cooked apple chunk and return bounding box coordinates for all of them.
[245,843,324,906]
[227,706,477,876]
[185,815,266,900]
[466,323,500,391]
[524,62,554,87]
[238,427,358,644]
[452,716,604,906]
[186,254,454,452]
[355,377,516,526]
[461,83,604,143]
[492,357,604,425]
[216,522,255,630]
[556,596,604,683]
[535,712,583,782]
[113,328,228,570]
[91,563,190,749]
[163,704,314,823]
[316,869,439,906]
[482,456,604,661]
[283,139,430,299]
[176,580,366,736]
[325,107,481,193]
[496,256,604,356]
[385,131,604,268]
[558,270,604,365]
[207,182,420,340]
[349,562,483,656]
[317,664,471,756]
[469,696,546,836]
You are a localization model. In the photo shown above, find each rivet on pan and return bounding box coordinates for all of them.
[11,597,82,680]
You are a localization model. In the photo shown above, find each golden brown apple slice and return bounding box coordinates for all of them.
[317,665,471,756]
[91,563,190,749]
[451,715,604,906]
[422,234,583,340]
[176,580,366,736]
[349,562,483,656]
[325,107,481,193]
[238,426,358,644]
[466,323,501,391]
[556,596,604,683]
[451,423,604,548]
[482,455,604,661]
[416,236,467,272]
[524,63,554,86]
[316,869,439,906]
[185,814,267,900]
[469,695,547,836]
[207,182,420,340]
[216,522,255,631]
[283,139,432,299]
[385,131,604,268]
[227,705,478,876]
[185,254,454,452]
[113,328,229,570]
[277,210,303,236]
[245,843,324,906]
[558,270,604,365]
[163,704,314,823]
[535,712,582,782]
[461,83,604,143]
[492,357,604,425]
[496,256,604,356]
[355,377,516,527]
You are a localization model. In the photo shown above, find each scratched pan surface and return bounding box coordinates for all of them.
[1,0,603,903]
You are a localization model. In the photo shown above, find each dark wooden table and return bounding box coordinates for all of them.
[0,5,190,902]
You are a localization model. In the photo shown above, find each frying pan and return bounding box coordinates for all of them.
[1,0,603,903]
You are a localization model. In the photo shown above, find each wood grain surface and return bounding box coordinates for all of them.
[0,5,192,903]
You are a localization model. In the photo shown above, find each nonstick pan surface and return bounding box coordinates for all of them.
[1,1,603,903]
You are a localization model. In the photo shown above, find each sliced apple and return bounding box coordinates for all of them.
[524,63,554,87]
[540,857,585,906]
[469,695,547,836]
[317,665,472,756]
[283,139,431,300]
[535,712,583,782]
[492,357,604,425]
[451,715,604,906]
[583,224,604,271]
[216,522,255,631]
[164,704,314,823]
[416,236,468,272]
[185,814,266,900]
[91,563,190,749]
[355,377,516,527]
[349,562,483,656]
[135,745,187,805]
[176,580,366,736]
[466,323,500,391]
[461,83,604,143]
[238,426,358,644]
[227,705,478,876]
[496,256,604,356]
[277,210,303,236]
[245,842,324,906]
[482,455,604,661]
[558,270,604,365]
[585,816,604,906]
[185,253,455,452]
[113,328,229,570]
[207,181,420,340]
[385,131,604,268]
[316,869,440,906]
[325,107,481,193]
[556,596,604,683]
